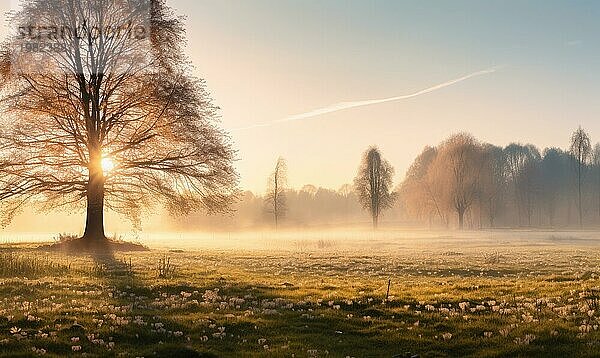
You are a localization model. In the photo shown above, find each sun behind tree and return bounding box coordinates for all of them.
[0,0,238,245]
[101,157,116,174]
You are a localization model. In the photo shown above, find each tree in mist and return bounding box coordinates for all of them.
[569,126,592,228]
[265,157,288,229]
[539,148,571,226]
[399,131,600,229]
[431,134,482,229]
[401,146,448,227]
[478,144,506,228]
[593,144,600,218]
[354,147,396,229]
[504,143,541,226]
[176,184,367,230]
[338,184,353,197]
[518,156,542,226]
[0,0,238,241]
[338,184,355,222]
[301,184,318,197]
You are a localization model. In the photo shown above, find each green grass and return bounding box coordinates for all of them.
[0,252,71,278]
[0,242,598,357]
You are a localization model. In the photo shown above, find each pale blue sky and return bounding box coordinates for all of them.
[3,0,600,193]
[166,0,600,192]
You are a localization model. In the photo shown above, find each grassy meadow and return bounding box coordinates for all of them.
[0,231,599,357]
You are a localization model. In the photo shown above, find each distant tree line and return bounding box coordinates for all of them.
[173,184,374,230]
[400,127,600,229]
[171,126,600,231]
[172,148,396,230]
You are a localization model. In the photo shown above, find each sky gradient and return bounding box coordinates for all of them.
[3,0,600,194]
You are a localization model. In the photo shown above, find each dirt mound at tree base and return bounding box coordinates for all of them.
[38,237,149,253]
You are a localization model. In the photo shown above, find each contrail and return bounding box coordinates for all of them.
[233,66,501,131]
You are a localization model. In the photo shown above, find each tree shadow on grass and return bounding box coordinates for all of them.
[38,242,217,357]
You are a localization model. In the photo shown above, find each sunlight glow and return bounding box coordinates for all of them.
[101,157,115,173]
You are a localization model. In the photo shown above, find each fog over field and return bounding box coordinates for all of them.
[2,0,600,356]
[4,229,600,252]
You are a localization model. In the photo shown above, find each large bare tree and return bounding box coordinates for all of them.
[264,157,287,230]
[569,126,591,228]
[0,0,238,241]
[354,147,396,229]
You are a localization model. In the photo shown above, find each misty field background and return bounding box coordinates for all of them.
[0,229,599,357]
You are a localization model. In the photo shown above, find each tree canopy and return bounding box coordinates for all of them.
[0,0,238,238]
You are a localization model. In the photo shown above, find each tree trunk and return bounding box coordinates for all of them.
[526,193,532,227]
[83,151,106,240]
[372,213,378,230]
[478,198,483,229]
[578,162,583,228]
[488,198,495,228]
[458,209,465,230]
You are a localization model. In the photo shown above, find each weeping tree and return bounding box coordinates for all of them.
[0,0,238,241]
[569,126,591,228]
[354,147,396,229]
[264,157,287,230]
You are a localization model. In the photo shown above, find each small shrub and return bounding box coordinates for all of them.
[157,256,175,278]
[53,233,79,243]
